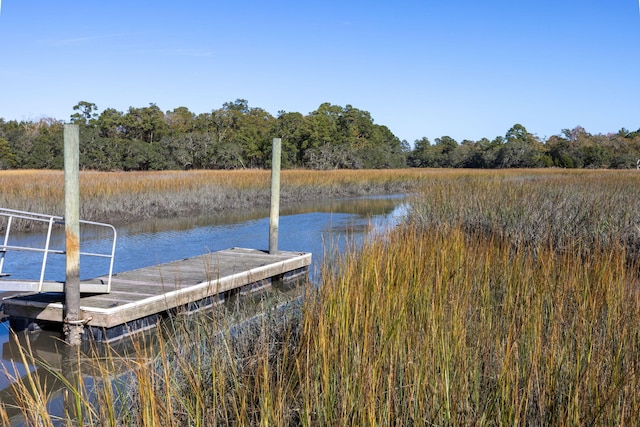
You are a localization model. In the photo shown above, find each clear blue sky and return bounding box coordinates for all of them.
[1,1,639,144]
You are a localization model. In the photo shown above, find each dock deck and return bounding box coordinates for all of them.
[1,247,311,341]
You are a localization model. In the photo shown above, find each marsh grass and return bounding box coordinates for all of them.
[0,169,423,230]
[407,169,640,258]
[301,225,640,424]
[2,169,640,425]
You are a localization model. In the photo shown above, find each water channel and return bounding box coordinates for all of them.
[0,194,408,423]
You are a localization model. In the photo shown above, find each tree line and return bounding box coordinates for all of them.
[0,100,639,170]
[408,124,640,169]
[0,100,407,171]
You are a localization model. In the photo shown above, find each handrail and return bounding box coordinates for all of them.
[0,208,117,293]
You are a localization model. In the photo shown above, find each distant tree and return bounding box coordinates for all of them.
[546,135,578,168]
[26,119,64,169]
[365,125,408,168]
[71,101,99,126]
[271,111,309,167]
[233,106,274,168]
[606,132,636,169]
[165,106,195,135]
[497,124,545,168]
[120,139,168,171]
[0,137,17,169]
[408,137,433,167]
[433,136,458,167]
[164,131,214,169]
[123,103,168,143]
[301,103,406,169]
[223,99,250,114]
[97,108,126,139]
[304,103,344,167]
[450,139,476,168]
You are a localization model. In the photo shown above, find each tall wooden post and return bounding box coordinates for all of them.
[269,138,281,254]
[63,124,82,345]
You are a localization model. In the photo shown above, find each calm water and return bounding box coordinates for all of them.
[1,195,407,284]
[0,194,408,412]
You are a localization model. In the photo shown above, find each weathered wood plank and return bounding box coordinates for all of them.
[2,248,311,330]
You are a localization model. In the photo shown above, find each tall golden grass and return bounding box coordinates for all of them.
[0,169,426,227]
[2,169,640,425]
[300,226,640,425]
[407,168,640,260]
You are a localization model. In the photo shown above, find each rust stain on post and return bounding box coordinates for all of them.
[64,124,82,346]
[65,230,80,274]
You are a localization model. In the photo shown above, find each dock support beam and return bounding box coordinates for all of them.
[269,138,281,254]
[63,124,82,346]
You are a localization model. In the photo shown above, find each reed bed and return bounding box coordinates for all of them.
[301,226,640,425]
[2,169,640,425]
[0,169,424,229]
[408,168,640,260]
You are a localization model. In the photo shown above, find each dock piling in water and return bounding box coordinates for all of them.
[63,124,82,346]
[269,138,282,254]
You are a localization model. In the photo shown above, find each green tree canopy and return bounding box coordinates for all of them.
[3,101,640,171]
[0,137,17,169]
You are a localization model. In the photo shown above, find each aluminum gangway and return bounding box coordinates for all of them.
[0,208,116,293]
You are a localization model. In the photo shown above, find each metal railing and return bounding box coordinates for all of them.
[0,208,117,293]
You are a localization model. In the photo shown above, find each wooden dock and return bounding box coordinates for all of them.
[1,248,311,342]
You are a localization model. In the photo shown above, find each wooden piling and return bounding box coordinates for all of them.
[63,124,82,346]
[269,138,282,254]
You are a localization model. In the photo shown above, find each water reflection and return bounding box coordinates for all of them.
[119,194,406,234]
[0,194,406,284]
[0,194,408,424]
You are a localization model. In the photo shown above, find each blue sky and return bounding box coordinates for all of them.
[0,1,639,145]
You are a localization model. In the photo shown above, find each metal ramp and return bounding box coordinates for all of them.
[0,208,116,293]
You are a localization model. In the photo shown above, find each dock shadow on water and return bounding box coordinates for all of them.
[0,194,408,425]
